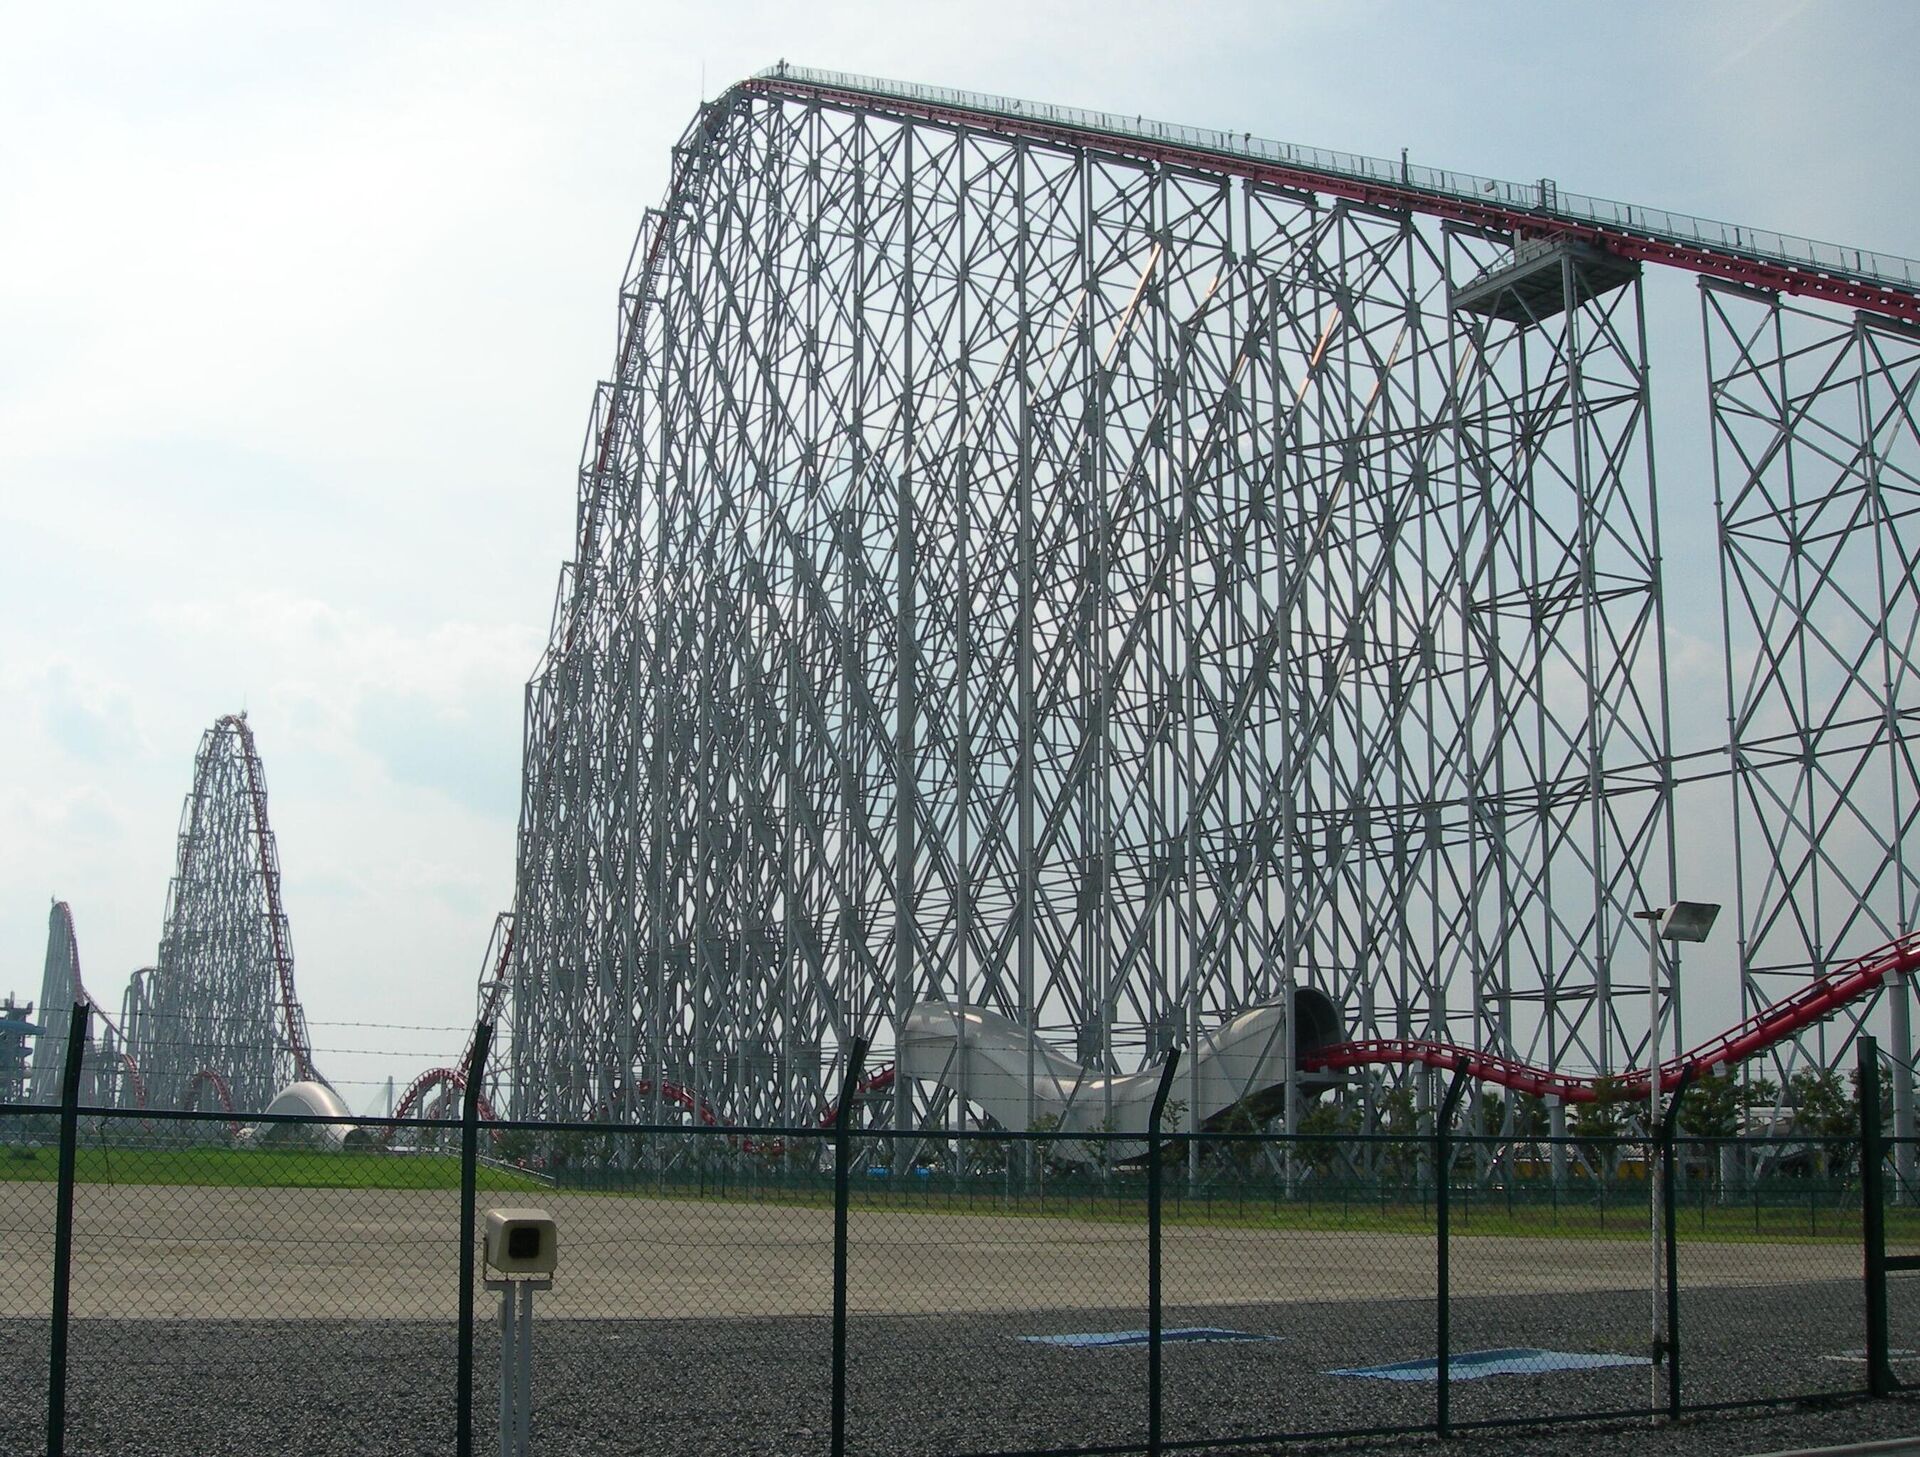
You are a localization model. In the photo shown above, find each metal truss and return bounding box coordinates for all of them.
[1706,285,1920,1135]
[510,68,1920,1133]
[29,901,143,1108]
[121,714,322,1113]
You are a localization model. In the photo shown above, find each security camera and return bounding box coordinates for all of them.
[484,1208,558,1277]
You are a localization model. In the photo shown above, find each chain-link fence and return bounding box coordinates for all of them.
[5,1030,1918,1455]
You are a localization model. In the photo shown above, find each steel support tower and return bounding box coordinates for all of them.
[126,714,322,1112]
[510,66,1920,1129]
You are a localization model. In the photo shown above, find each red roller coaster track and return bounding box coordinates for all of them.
[385,931,1915,1139]
[1304,933,1920,1102]
[410,943,1914,1135]
[387,916,516,1140]
[741,71,1920,327]
[567,66,1920,665]
[389,1067,499,1129]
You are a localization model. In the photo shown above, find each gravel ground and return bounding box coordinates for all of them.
[5,1277,1919,1457]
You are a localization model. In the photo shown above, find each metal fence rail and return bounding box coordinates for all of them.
[3,1022,1917,1455]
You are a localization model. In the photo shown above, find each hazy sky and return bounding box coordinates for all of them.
[3,0,1916,1109]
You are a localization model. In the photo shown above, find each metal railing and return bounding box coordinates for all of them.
[750,63,1920,291]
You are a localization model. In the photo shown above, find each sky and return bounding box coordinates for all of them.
[2,0,1916,1111]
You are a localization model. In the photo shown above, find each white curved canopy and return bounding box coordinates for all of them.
[245,1079,354,1147]
[899,995,1341,1160]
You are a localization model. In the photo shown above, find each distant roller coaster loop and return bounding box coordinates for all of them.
[182,1066,236,1117]
[390,1067,498,1128]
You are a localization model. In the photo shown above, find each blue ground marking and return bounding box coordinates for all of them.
[1328,1347,1649,1382]
[1020,1327,1274,1349]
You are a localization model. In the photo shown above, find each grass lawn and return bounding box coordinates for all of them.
[4,1141,1912,1245]
[0,1143,548,1192]
[539,1163,1920,1245]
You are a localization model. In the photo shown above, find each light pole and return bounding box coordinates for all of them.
[1634,899,1719,1421]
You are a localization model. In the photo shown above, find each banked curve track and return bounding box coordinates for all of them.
[1305,933,1920,1104]
[438,938,1914,1140]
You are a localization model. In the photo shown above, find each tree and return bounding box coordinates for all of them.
[1297,1096,1355,1179]
[1787,1069,1854,1177]
[1085,1114,1120,1176]
[1570,1078,1631,1179]
[1510,1092,1550,1138]
[1681,1073,1742,1140]
[1677,1072,1774,1139]
[1372,1083,1421,1182]
[1208,1101,1266,1179]
[1027,1112,1064,1180]
[1477,1090,1507,1139]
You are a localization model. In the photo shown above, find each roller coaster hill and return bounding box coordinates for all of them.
[21,68,1920,1169]
[27,715,351,1136]
[503,66,1920,1158]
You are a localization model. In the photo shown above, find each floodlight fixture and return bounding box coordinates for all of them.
[1657,901,1721,944]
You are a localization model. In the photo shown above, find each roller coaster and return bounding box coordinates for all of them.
[510,64,1920,1149]
[22,67,1920,1156]
[32,715,336,1123]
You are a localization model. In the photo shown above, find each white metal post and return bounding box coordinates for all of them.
[490,1276,548,1457]
[496,1283,517,1457]
[1645,914,1663,1420]
[515,1282,534,1456]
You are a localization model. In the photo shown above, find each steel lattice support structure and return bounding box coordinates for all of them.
[29,901,142,1108]
[126,714,322,1113]
[1707,284,1920,1147]
[509,66,1920,1130]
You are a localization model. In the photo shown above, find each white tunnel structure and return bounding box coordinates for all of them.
[898,987,1343,1159]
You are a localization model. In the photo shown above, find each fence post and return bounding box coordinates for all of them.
[1860,1035,1895,1397]
[1147,1048,1182,1457]
[1434,1058,1469,1438]
[455,1021,494,1457]
[47,998,91,1457]
[831,1037,869,1457]
[1658,1067,1694,1419]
